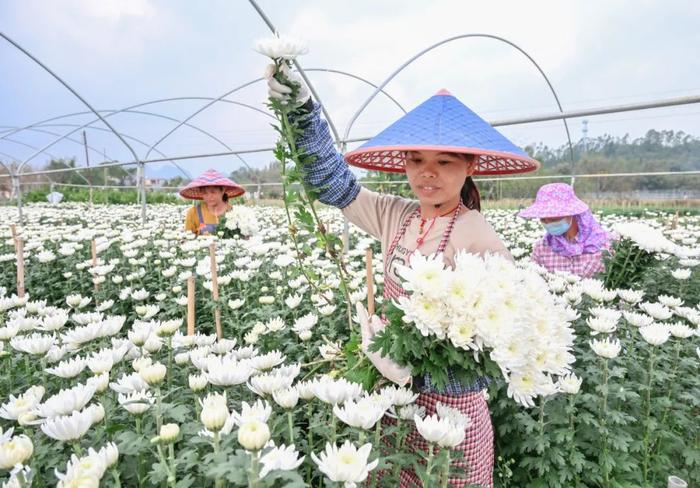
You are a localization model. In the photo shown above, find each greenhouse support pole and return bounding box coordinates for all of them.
[139,161,147,224]
[82,130,93,207]
[13,173,23,225]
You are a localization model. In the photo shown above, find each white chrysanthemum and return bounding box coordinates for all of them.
[34,383,96,418]
[273,387,299,410]
[590,337,622,359]
[109,372,150,395]
[231,399,272,425]
[639,323,671,346]
[586,317,618,335]
[118,390,154,415]
[311,441,378,487]
[311,377,364,406]
[668,322,694,339]
[46,357,86,379]
[396,252,449,298]
[0,386,45,420]
[254,35,309,60]
[10,333,55,355]
[639,302,673,321]
[623,311,654,328]
[333,397,386,430]
[557,373,583,394]
[259,444,305,478]
[657,295,683,308]
[671,268,691,280]
[40,405,100,441]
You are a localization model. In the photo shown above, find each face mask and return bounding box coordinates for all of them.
[543,218,571,236]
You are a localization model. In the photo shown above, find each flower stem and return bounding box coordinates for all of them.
[330,410,337,444]
[167,336,173,390]
[642,347,657,483]
[71,441,84,457]
[112,468,122,488]
[168,444,176,487]
[441,449,451,488]
[373,420,382,450]
[392,421,407,481]
[287,410,295,445]
[306,402,314,452]
[212,431,224,488]
[248,452,260,488]
[425,443,436,479]
[599,358,610,488]
[135,416,145,488]
[653,341,682,461]
[155,386,163,432]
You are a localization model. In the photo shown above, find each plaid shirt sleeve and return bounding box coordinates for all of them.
[532,238,608,278]
[292,102,361,209]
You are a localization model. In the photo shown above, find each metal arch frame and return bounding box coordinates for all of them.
[8,123,185,179]
[0,132,92,185]
[343,33,575,166]
[0,30,146,222]
[0,32,142,162]
[0,101,272,194]
[2,96,275,210]
[3,67,406,172]
[306,68,407,114]
[31,116,263,193]
[142,82,267,161]
[0,98,273,144]
[7,99,273,173]
[247,0,342,146]
[4,94,699,178]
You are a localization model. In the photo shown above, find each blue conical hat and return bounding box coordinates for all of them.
[345,89,539,175]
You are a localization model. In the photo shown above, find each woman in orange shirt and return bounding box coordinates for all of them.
[181,168,245,235]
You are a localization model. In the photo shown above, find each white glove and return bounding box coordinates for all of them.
[357,302,412,386]
[264,63,311,106]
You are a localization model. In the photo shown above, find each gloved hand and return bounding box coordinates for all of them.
[264,63,311,107]
[356,302,412,386]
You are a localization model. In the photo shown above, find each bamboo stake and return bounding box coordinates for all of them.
[16,237,25,299]
[91,239,98,292]
[366,248,375,316]
[10,224,17,249]
[187,276,195,336]
[209,243,222,339]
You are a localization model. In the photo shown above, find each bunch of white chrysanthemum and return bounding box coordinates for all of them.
[223,205,260,237]
[614,221,694,257]
[394,251,576,407]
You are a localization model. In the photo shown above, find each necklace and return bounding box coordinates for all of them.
[415,203,461,247]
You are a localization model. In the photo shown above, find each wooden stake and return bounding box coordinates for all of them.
[91,239,98,292]
[187,276,195,336]
[209,243,222,339]
[16,237,25,299]
[10,224,17,249]
[366,248,375,316]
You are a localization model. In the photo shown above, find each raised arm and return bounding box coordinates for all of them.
[293,101,361,209]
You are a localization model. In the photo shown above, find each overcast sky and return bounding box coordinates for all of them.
[1,0,699,179]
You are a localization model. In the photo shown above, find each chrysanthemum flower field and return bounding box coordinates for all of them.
[0,203,698,487]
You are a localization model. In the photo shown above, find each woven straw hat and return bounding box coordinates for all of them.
[345,89,540,175]
[179,168,245,200]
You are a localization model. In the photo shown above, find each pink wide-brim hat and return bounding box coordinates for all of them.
[179,168,245,200]
[518,183,589,219]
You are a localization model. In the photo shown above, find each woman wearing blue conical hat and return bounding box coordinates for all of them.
[265,66,539,488]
